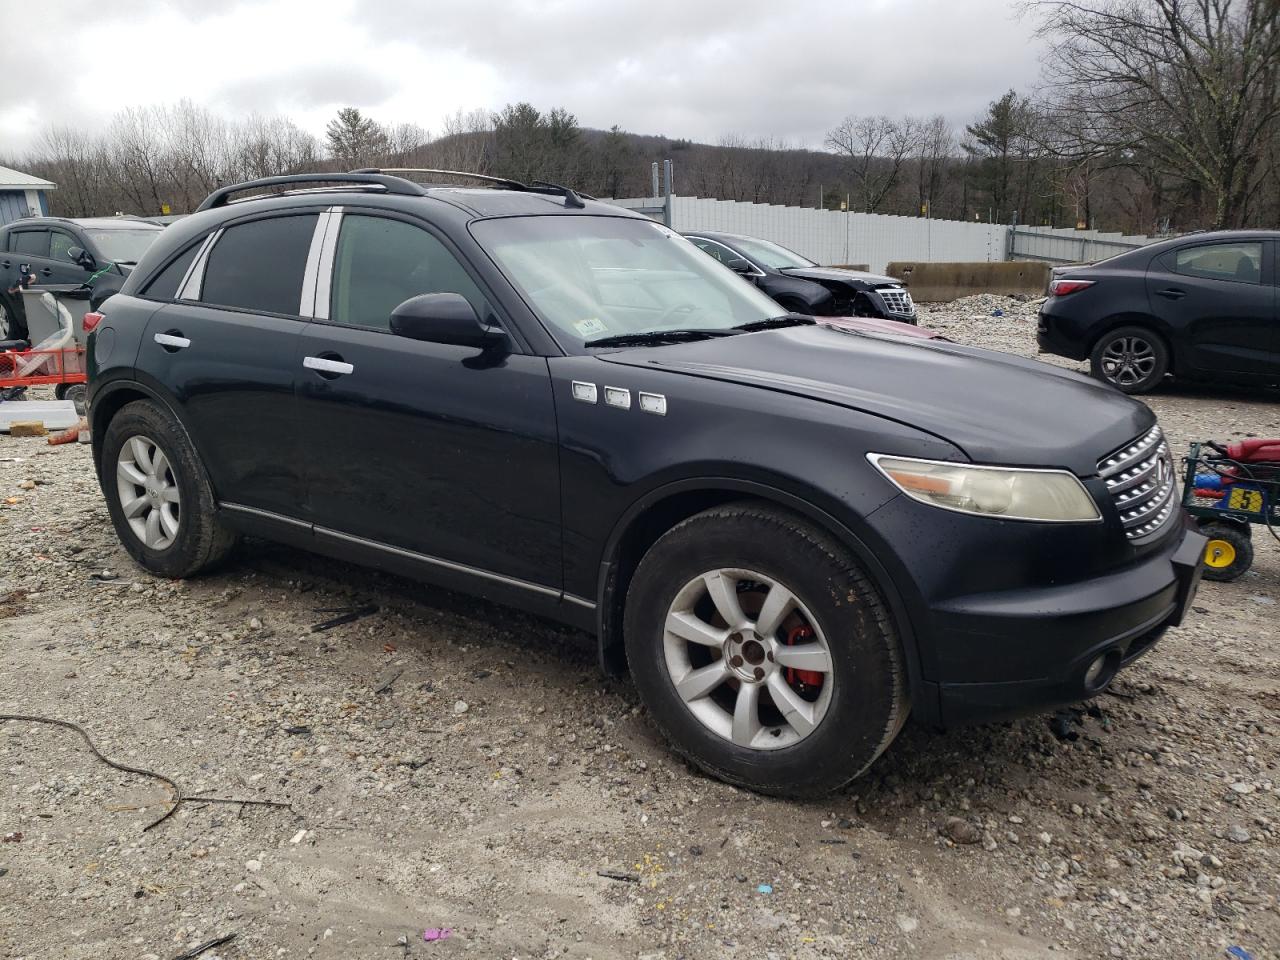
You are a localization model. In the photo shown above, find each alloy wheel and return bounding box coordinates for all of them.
[116,435,181,550]
[662,568,834,750]
[1100,335,1156,387]
[0,301,9,339]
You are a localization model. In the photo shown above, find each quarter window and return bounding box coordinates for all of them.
[1173,242,1263,285]
[328,215,489,330]
[143,243,202,301]
[201,215,319,315]
[12,231,49,257]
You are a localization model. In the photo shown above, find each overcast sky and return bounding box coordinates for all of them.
[6,0,1044,156]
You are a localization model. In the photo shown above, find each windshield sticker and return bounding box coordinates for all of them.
[574,317,608,337]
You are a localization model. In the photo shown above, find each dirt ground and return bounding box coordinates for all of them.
[0,298,1276,960]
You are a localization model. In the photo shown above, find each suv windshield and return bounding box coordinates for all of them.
[84,227,162,264]
[472,216,783,349]
[729,236,816,270]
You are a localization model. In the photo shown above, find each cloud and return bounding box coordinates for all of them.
[5,0,1044,156]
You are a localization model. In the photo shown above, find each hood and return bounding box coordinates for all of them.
[820,316,942,340]
[600,325,1152,476]
[781,266,899,286]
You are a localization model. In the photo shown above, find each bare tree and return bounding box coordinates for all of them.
[914,115,953,216]
[825,115,919,212]
[1031,0,1280,229]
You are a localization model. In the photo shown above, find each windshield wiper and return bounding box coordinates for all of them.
[584,328,742,348]
[732,314,815,332]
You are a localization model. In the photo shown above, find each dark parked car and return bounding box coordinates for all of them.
[683,231,918,324]
[0,216,164,338]
[1038,230,1278,393]
[87,171,1203,797]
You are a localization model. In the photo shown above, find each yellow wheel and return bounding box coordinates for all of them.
[1204,539,1236,569]
[1198,521,1253,582]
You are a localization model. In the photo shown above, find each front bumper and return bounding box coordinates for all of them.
[899,520,1206,728]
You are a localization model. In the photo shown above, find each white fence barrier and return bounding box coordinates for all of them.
[608,196,1160,272]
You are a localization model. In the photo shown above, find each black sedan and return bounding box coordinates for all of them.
[1038,230,1278,393]
[683,230,918,324]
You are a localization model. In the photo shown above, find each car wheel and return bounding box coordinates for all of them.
[100,399,237,578]
[1198,520,1253,582]
[1090,326,1169,394]
[0,298,9,339]
[54,382,88,415]
[623,503,907,797]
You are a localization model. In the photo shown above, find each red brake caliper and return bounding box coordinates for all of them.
[784,624,823,689]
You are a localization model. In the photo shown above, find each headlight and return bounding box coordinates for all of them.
[868,454,1100,522]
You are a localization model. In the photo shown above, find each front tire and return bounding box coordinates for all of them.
[624,503,907,797]
[1090,326,1169,394]
[100,400,237,578]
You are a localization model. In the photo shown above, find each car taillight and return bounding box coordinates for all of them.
[82,312,104,333]
[1048,279,1096,297]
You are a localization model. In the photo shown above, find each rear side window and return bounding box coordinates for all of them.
[1173,242,1263,285]
[201,215,318,315]
[328,215,489,330]
[143,243,202,301]
[12,230,49,257]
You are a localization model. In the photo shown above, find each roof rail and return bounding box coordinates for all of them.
[356,167,528,191]
[356,168,592,207]
[196,172,426,211]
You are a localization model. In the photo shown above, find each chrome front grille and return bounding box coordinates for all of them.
[1098,426,1178,540]
[877,288,915,315]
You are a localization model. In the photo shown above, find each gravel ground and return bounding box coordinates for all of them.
[1,299,1277,960]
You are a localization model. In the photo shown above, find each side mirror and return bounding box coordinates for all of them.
[726,258,754,275]
[67,246,95,270]
[390,293,501,349]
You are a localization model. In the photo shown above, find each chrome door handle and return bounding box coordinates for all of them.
[303,355,354,376]
[154,332,190,349]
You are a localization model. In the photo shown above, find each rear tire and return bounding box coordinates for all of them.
[1198,520,1253,582]
[100,399,237,578]
[624,503,907,797]
[1090,326,1169,394]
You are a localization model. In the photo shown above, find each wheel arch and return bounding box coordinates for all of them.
[90,379,205,486]
[593,477,929,720]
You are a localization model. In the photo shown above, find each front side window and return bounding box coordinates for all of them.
[329,215,489,330]
[1173,242,1263,285]
[688,237,739,264]
[12,230,49,257]
[471,216,783,349]
[201,215,318,315]
[50,231,77,263]
[726,236,815,270]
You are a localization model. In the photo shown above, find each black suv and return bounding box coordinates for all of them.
[0,216,163,337]
[1038,231,1278,393]
[87,171,1204,796]
[683,231,918,323]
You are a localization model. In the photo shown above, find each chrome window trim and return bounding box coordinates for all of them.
[313,206,344,320]
[176,228,222,301]
[300,209,335,317]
